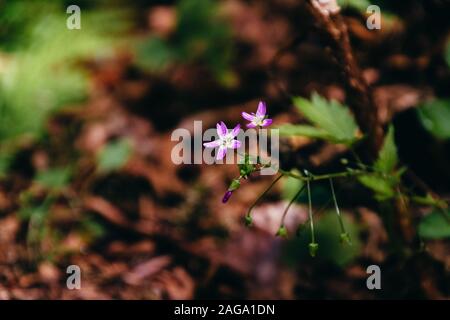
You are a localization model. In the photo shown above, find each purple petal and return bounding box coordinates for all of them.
[216,121,228,138]
[203,140,220,148]
[222,190,233,203]
[230,140,241,149]
[231,124,241,137]
[242,112,255,121]
[261,118,273,127]
[256,101,266,117]
[246,122,257,128]
[216,146,227,160]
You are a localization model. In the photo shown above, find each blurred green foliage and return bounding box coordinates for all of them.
[417,99,450,140]
[136,0,234,85]
[418,210,450,239]
[0,152,13,178]
[96,139,132,173]
[35,167,72,190]
[445,39,450,67]
[284,180,331,209]
[0,0,130,141]
[79,216,107,241]
[282,170,304,201]
[338,0,371,12]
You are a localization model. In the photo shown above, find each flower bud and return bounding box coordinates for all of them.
[340,232,352,245]
[222,190,233,203]
[244,214,253,227]
[309,242,319,257]
[276,225,288,238]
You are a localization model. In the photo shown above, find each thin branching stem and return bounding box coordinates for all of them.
[246,173,283,216]
[280,184,306,227]
[278,168,364,182]
[306,179,315,244]
[329,178,347,235]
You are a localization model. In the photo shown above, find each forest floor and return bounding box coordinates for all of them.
[0,0,449,299]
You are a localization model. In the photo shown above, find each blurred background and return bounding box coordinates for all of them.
[0,0,449,299]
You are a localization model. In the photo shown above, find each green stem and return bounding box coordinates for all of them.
[329,178,346,233]
[246,173,284,216]
[278,168,364,182]
[280,184,306,226]
[306,179,315,244]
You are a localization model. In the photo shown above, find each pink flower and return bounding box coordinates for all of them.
[242,101,273,128]
[203,121,241,160]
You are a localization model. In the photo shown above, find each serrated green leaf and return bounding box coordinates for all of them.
[278,124,330,139]
[418,210,450,239]
[417,99,450,140]
[358,174,395,200]
[375,125,398,173]
[292,93,359,145]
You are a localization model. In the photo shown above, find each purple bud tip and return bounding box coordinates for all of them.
[222,190,233,203]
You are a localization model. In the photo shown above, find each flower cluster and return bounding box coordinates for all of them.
[203,101,273,203]
[203,100,354,258]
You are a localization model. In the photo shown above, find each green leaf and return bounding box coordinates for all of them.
[418,210,450,239]
[35,167,71,189]
[97,139,132,173]
[358,174,395,200]
[417,99,450,140]
[375,125,398,173]
[278,124,330,139]
[292,93,359,145]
